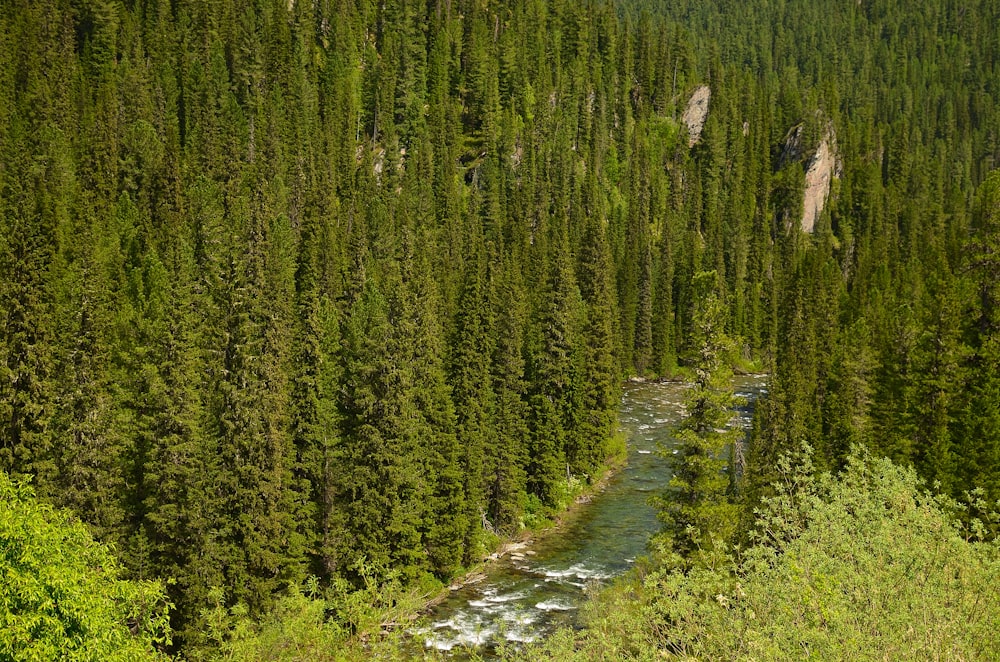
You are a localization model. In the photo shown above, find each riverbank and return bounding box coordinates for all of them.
[344,434,633,657]
[195,378,768,660]
[421,442,630,612]
[409,373,766,635]
[405,375,771,656]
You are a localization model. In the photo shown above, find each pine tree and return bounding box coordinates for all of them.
[337,283,402,578]
[450,258,497,556]
[574,207,620,479]
[0,115,57,488]
[337,274,443,582]
[204,190,303,614]
[49,199,126,545]
[651,220,677,376]
[957,171,1000,503]
[526,240,581,507]
[909,275,968,494]
[290,214,344,579]
[634,238,654,375]
[823,318,877,466]
[654,271,741,562]
[137,235,220,647]
[406,254,466,576]
[488,265,530,533]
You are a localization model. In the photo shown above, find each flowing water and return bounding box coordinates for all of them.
[411,375,768,658]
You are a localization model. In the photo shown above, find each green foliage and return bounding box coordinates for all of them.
[526,451,1000,660]
[199,566,433,662]
[2,0,999,654]
[521,494,554,531]
[653,271,743,563]
[957,171,1000,506]
[0,472,170,661]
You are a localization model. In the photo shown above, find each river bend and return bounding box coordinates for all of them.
[413,376,768,657]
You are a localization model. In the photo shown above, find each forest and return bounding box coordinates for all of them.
[1,0,999,659]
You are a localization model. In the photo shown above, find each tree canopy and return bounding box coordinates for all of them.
[1,0,999,656]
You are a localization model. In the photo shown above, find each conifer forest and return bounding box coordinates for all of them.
[2,0,1000,659]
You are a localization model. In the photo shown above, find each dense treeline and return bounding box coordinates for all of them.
[626,0,1000,531]
[2,0,1000,656]
[0,0,739,649]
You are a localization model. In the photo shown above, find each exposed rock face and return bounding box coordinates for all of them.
[802,136,836,233]
[778,124,805,168]
[682,85,711,147]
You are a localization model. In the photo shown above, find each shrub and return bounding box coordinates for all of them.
[525,452,1000,660]
[0,472,171,661]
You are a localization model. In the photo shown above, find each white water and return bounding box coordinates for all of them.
[412,375,768,658]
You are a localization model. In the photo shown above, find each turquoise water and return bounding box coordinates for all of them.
[412,376,768,657]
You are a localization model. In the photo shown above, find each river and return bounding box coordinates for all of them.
[411,375,768,658]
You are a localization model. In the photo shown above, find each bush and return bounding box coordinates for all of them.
[199,562,434,661]
[0,472,171,661]
[524,451,1000,660]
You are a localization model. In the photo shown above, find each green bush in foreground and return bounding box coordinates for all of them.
[0,472,170,661]
[523,452,1000,660]
[196,564,438,661]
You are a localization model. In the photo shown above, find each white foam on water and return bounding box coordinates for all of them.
[535,599,577,612]
[424,636,456,651]
[419,584,553,652]
[485,590,528,604]
[431,618,455,630]
[423,612,498,651]
[504,630,537,643]
[637,449,652,454]
[538,562,613,582]
[501,607,539,627]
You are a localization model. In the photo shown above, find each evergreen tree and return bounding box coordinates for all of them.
[137,236,220,647]
[204,192,303,614]
[909,275,968,494]
[957,171,1000,502]
[338,283,407,579]
[406,256,466,576]
[574,207,621,479]
[450,258,497,556]
[527,239,582,507]
[488,265,531,533]
[651,219,678,376]
[0,116,57,488]
[290,214,344,579]
[654,271,742,562]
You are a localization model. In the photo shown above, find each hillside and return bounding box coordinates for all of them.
[1,0,999,657]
